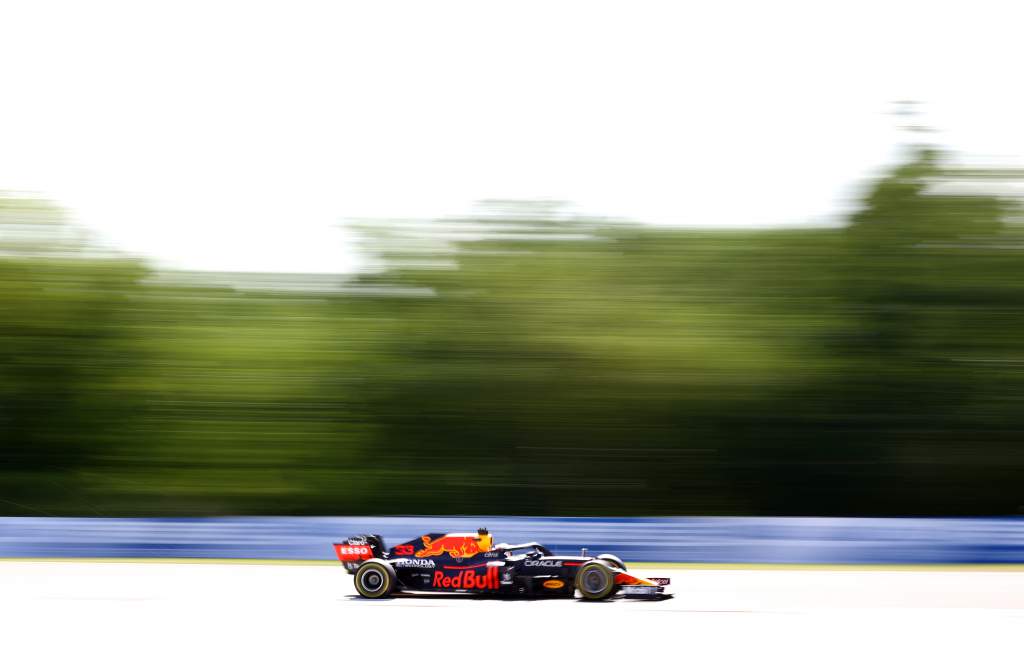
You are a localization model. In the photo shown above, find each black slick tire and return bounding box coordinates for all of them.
[353,559,397,599]
[575,560,617,600]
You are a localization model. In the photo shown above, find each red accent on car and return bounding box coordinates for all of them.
[333,543,373,562]
[614,572,655,586]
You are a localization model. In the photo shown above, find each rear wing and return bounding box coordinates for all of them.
[333,533,386,573]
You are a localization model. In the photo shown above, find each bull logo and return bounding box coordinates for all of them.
[415,533,492,559]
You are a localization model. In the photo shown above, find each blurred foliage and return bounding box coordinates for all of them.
[2,147,1024,516]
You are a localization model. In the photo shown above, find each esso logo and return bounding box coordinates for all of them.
[335,545,372,559]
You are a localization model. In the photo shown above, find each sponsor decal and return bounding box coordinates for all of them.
[542,579,565,589]
[416,534,489,559]
[431,566,499,590]
[524,560,563,568]
[334,544,373,561]
[483,552,500,558]
[649,577,671,586]
[393,558,435,568]
[393,544,415,556]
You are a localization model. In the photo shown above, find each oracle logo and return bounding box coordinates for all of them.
[524,560,562,567]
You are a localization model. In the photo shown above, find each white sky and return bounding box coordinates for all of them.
[2,0,1024,273]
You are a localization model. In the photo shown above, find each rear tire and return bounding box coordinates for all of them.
[354,559,397,598]
[575,560,617,600]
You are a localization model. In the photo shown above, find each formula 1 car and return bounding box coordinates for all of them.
[333,527,670,600]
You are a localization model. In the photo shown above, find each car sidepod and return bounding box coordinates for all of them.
[512,556,585,597]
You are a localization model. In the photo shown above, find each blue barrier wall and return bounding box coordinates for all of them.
[1,516,1023,563]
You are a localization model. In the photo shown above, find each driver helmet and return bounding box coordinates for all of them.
[476,527,493,551]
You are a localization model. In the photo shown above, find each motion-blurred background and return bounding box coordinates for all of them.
[3,146,1024,519]
[2,2,1024,524]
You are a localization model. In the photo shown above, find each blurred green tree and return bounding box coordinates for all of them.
[0,196,148,514]
[833,147,1024,513]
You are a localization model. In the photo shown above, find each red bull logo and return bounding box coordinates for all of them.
[431,566,499,590]
[415,533,491,559]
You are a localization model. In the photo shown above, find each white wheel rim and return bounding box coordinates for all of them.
[582,567,608,593]
[360,567,386,593]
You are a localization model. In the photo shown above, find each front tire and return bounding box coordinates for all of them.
[353,559,397,598]
[596,553,627,571]
[575,560,617,600]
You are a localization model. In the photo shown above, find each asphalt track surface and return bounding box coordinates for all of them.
[3,561,1022,659]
